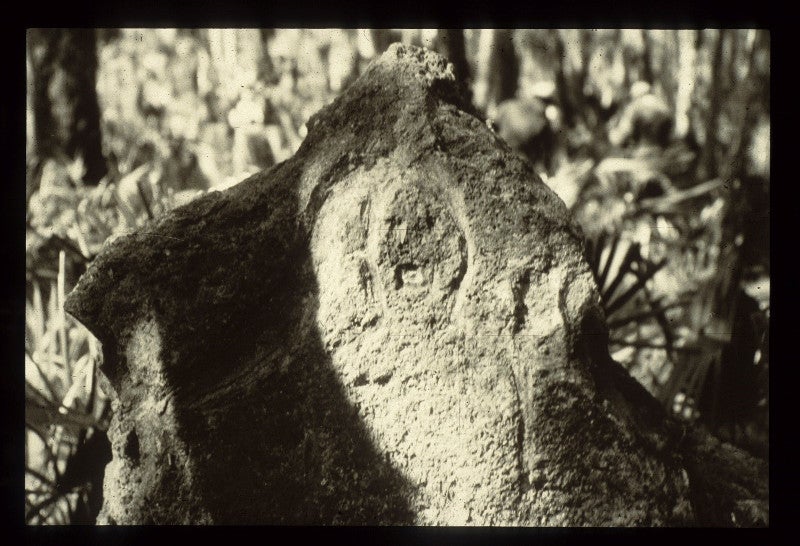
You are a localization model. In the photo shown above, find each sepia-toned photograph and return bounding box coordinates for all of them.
[25,28,769,526]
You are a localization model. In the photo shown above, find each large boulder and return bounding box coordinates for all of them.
[66,44,766,525]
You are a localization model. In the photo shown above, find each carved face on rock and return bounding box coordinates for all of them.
[310,141,598,524]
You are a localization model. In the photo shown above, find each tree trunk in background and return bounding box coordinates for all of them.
[206,29,269,177]
[400,29,421,46]
[27,29,107,185]
[699,29,726,182]
[26,36,39,204]
[369,29,395,55]
[659,30,679,110]
[674,30,697,140]
[472,29,519,113]
[472,29,494,111]
[553,29,589,130]
[494,29,519,106]
[726,31,742,90]
[26,37,35,161]
[552,30,573,127]
[435,29,470,86]
[641,29,655,86]
[207,29,264,106]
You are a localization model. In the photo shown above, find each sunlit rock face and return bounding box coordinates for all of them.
[308,149,598,525]
[66,44,696,525]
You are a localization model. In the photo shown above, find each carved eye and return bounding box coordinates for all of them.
[375,182,467,324]
[395,263,425,289]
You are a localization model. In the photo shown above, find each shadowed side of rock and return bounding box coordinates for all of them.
[64,44,478,525]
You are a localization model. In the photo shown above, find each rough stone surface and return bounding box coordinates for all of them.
[65,44,767,526]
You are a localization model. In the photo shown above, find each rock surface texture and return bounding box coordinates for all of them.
[66,44,767,525]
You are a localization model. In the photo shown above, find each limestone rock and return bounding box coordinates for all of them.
[66,44,766,525]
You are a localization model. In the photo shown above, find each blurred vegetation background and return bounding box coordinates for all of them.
[25,28,770,524]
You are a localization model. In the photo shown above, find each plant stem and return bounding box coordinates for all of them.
[58,251,71,384]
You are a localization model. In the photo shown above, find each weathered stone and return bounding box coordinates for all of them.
[65,44,767,525]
